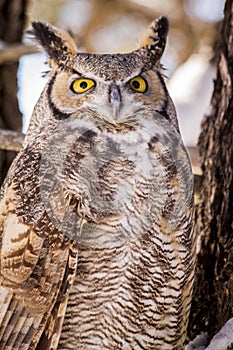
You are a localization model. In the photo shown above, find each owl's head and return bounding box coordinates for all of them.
[30,17,178,132]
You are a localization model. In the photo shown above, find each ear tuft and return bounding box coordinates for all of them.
[28,21,77,68]
[139,16,169,62]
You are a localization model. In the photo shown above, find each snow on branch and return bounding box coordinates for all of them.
[185,318,233,350]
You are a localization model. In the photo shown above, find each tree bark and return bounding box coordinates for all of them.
[188,0,233,344]
[0,0,28,184]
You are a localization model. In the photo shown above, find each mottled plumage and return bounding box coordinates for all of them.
[0,17,195,349]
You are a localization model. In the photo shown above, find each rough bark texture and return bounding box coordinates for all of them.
[0,0,28,184]
[188,0,233,344]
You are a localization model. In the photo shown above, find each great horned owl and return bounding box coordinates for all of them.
[0,17,195,349]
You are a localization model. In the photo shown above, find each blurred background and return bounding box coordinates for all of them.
[0,0,226,180]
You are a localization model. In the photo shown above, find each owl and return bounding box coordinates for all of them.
[0,16,195,350]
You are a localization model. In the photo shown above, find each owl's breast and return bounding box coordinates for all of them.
[49,123,193,247]
[57,125,194,349]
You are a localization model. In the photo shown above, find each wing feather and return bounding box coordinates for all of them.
[0,184,78,349]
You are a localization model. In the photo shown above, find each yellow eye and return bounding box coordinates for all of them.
[71,78,96,94]
[129,76,148,93]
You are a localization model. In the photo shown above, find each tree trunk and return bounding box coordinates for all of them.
[0,0,28,184]
[188,0,233,344]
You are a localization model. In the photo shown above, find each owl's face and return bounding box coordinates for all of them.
[49,53,168,130]
[30,17,178,133]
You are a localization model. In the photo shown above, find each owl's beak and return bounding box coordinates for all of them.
[109,84,121,120]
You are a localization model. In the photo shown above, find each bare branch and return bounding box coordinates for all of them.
[0,129,24,151]
[0,127,203,194]
[0,42,39,64]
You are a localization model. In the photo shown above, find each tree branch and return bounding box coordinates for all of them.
[0,129,25,151]
[188,0,233,344]
[0,42,39,64]
[0,128,203,195]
